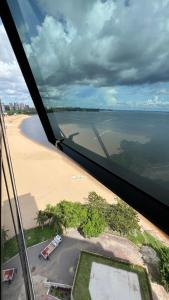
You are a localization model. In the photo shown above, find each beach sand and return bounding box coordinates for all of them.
[2,115,116,236]
[2,114,169,244]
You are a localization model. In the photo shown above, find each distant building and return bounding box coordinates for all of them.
[20,102,25,110]
[25,104,30,110]
[1,101,32,114]
[9,103,14,111]
[14,102,20,110]
[1,103,5,113]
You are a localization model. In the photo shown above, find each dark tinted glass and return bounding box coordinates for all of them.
[7,0,169,206]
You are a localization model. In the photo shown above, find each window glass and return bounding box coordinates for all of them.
[7,0,169,205]
[1,133,27,299]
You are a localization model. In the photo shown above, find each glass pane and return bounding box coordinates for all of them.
[1,132,27,299]
[7,0,169,206]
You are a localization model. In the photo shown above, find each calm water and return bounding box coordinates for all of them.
[21,111,169,205]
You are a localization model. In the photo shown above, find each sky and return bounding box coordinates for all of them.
[0,19,32,105]
[1,0,169,111]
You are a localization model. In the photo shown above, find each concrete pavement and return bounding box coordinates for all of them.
[2,229,168,300]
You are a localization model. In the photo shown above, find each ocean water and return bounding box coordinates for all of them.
[21,111,169,205]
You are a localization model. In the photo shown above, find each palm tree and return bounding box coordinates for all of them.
[35,210,49,229]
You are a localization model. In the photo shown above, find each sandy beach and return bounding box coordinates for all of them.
[2,114,169,244]
[2,115,116,236]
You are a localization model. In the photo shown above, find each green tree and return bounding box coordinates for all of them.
[44,204,63,233]
[44,204,60,224]
[35,210,49,229]
[87,191,109,219]
[56,201,87,228]
[156,246,169,291]
[80,208,106,238]
[108,199,140,236]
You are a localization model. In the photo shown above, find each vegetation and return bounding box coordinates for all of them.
[87,191,109,218]
[80,208,106,238]
[50,286,71,299]
[2,191,168,292]
[40,192,139,238]
[2,192,141,261]
[4,108,36,115]
[2,225,56,262]
[108,199,140,235]
[54,201,87,229]
[35,210,49,229]
[73,251,153,300]
[157,246,169,291]
[128,230,169,291]
[46,107,101,113]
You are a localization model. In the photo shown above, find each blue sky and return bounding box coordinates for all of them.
[1,0,169,111]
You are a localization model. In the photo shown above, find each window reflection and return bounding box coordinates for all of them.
[7,0,169,205]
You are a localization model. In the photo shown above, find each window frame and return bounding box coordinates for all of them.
[1,0,169,235]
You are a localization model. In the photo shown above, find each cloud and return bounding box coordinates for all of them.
[0,22,31,104]
[1,1,169,111]
[146,95,169,107]
[25,0,169,90]
[158,88,169,95]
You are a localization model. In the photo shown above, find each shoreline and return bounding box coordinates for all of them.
[2,114,169,245]
[2,115,116,237]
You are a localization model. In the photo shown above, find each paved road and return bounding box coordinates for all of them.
[1,230,142,300]
[2,229,168,300]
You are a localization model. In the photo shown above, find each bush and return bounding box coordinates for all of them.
[54,200,87,228]
[155,246,169,291]
[108,199,140,236]
[80,208,106,238]
[87,191,109,219]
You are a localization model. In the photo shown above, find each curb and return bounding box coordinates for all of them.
[3,239,51,266]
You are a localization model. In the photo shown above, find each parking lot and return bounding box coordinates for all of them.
[2,229,168,300]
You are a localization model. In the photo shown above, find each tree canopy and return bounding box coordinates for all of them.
[156,246,169,291]
[56,201,87,228]
[80,207,106,238]
[41,193,140,238]
[87,191,109,219]
[108,199,140,236]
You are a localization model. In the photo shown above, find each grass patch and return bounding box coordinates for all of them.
[128,230,165,249]
[128,230,169,291]
[128,230,146,246]
[2,225,55,263]
[143,232,164,249]
[24,225,56,247]
[50,286,71,299]
[72,251,153,300]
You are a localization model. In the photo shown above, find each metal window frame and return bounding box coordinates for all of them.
[1,104,35,300]
[1,0,169,235]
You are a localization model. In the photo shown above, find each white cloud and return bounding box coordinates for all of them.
[146,95,169,107]
[24,0,169,90]
[1,0,169,111]
[0,22,31,104]
[101,87,118,107]
[158,88,169,95]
